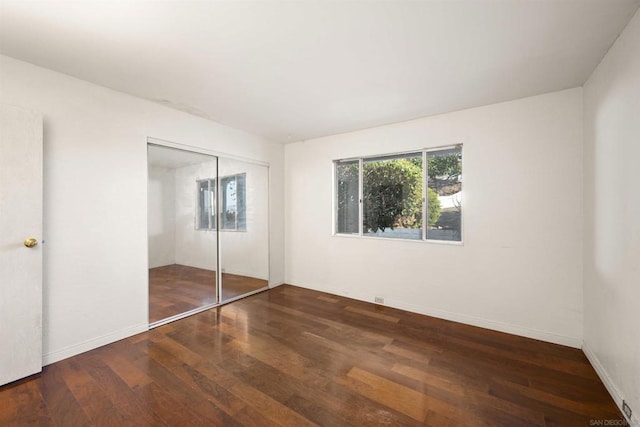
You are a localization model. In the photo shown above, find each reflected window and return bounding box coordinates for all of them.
[196,179,216,230]
[196,173,246,231]
[221,174,246,230]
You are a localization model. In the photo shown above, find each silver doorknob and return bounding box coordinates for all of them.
[24,237,38,248]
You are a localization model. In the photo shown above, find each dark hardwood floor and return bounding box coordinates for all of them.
[149,264,268,323]
[1,285,624,426]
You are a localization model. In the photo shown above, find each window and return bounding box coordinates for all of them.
[334,146,462,242]
[196,173,246,231]
[426,148,462,241]
[220,174,247,230]
[197,179,216,230]
[363,152,423,240]
[335,160,359,234]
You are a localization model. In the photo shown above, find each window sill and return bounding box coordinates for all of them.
[195,229,248,233]
[332,233,464,246]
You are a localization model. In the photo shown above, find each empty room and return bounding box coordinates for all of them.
[1,0,639,425]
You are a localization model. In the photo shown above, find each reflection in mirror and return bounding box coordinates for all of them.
[147,144,218,324]
[219,157,269,302]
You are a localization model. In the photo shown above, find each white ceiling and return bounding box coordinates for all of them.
[1,1,638,143]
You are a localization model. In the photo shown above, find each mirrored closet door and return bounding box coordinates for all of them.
[218,157,269,302]
[147,143,269,326]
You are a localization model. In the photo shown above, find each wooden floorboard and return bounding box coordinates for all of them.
[1,285,624,426]
[149,264,268,323]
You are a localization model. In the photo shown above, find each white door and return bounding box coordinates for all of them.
[0,104,43,386]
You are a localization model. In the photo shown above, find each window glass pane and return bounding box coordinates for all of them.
[335,161,359,234]
[236,173,247,230]
[221,176,236,230]
[226,179,237,212]
[427,147,462,241]
[220,173,246,231]
[362,153,422,240]
[197,180,212,230]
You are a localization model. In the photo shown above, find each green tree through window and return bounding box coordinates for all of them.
[335,146,462,242]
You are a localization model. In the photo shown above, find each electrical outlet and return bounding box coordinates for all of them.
[374,296,384,304]
[622,400,632,420]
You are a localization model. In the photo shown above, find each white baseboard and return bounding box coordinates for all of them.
[43,323,149,366]
[386,296,582,348]
[287,282,582,348]
[583,343,637,425]
[269,281,285,288]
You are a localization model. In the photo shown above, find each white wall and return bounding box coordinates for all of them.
[170,158,270,279]
[285,88,584,347]
[583,9,640,422]
[217,158,270,280]
[148,165,176,268]
[0,55,285,364]
[174,160,219,271]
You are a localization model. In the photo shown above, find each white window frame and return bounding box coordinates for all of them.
[333,144,463,245]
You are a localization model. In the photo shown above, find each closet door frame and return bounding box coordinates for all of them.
[147,137,270,328]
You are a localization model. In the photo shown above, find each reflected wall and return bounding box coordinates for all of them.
[147,144,269,323]
[219,157,269,301]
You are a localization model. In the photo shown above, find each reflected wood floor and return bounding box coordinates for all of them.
[149,264,268,323]
[1,285,624,426]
